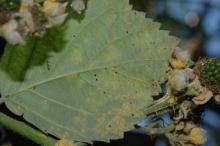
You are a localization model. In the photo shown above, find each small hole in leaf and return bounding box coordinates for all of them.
[95,78,98,81]
[94,74,97,77]
[108,125,112,128]
[114,71,118,74]
[131,113,135,117]
[126,30,129,34]
[103,91,106,94]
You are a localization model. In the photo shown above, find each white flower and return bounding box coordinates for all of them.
[169,47,191,69]
[71,0,85,14]
[0,20,25,45]
[16,10,35,34]
[174,48,191,63]
[13,0,35,34]
[169,69,189,93]
[42,0,68,27]
[47,13,68,27]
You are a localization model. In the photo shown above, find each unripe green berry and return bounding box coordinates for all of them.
[202,58,220,85]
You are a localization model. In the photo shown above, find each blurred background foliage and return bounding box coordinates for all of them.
[131,1,220,146]
[131,0,220,57]
[0,0,220,146]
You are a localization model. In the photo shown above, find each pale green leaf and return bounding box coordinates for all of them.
[0,0,179,143]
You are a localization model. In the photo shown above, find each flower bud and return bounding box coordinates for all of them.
[189,128,206,145]
[169,47,191,69]
[71,0,85,14]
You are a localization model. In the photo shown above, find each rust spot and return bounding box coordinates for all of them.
[123,3,130,12]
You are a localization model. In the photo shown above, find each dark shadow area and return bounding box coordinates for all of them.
[1,127,39,146]
[0,104,39,146]
[91,132,154,146]
[0,37,5,58]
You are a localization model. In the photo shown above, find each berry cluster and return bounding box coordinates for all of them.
[142,48,218,146]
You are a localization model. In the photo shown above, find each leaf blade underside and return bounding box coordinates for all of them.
[0,0,179,143]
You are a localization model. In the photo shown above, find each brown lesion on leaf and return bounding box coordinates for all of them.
[122,2,131,12]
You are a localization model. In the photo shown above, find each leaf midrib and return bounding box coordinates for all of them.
[4,4,130,98]
[5,59,166,98]
[3,1,167,105]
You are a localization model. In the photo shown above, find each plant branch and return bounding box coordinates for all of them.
[0,113,56,146]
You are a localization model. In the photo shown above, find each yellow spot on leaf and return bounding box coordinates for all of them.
[55,139,75,146]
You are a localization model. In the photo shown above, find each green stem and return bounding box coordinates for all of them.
[0,113,57,146]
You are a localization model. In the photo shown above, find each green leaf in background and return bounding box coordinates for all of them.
[0,0,179,143]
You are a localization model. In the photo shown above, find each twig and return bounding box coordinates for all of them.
[0,113,56,146]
